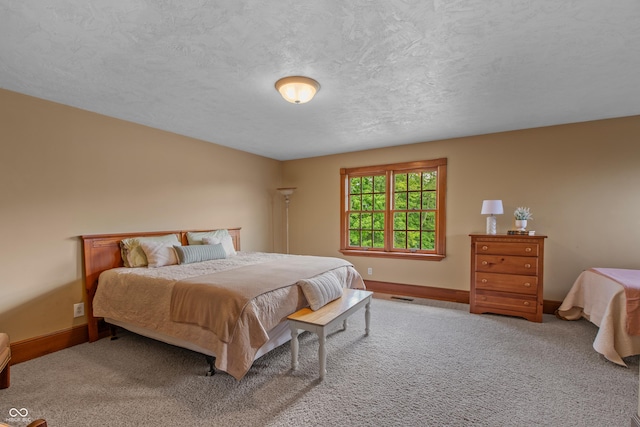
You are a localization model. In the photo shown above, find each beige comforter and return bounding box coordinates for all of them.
[557,268,640,366]
[93,252,364,379]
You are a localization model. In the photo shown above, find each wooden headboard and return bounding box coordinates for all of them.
[81,228,241,342]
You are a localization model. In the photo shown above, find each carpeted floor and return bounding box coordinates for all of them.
[1,296,637,426]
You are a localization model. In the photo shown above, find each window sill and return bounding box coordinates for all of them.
[339,249,445,261]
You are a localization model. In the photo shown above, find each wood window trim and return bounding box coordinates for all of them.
[339,158,447,261]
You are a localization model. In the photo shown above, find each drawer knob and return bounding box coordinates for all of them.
[482,261,488,266]
[525,247,532,252]
[524,282,531,287]
[481,279,488,284]
[480,296,487,301]
[524,263,531,268]
[482,245,489,251]
[523,301,530,306]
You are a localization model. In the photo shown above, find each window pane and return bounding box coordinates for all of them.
[349,213,360,228]
[362,176,373,193]
[422,212,435,230]
[349,230,360,246]
[373,231,385,248]
[394,192,407,209]
[407,212,421,230]
[373,213,385,230]
[350,177,361,194]
[408,173,421,191]
[421,231,435,250]
[362,231,372,247]
[408,192,421,210]
[350,195,361,210]
[362,194,373,210]
[373,194,385,210]
[393,212,406,230]
[422,191,436,209]
[374,175,386,192]
[394,231,406,248]
[423,171,437,190]
[361,213,373,229]
[395,173,407,191]
[407,231,420,249]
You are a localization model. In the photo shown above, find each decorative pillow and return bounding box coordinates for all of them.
[187,229,233,246]
[298,272,344,311]
[202,234,237,257]
[138,241,179,268]
[173,243,226,265]
[120,234,181,267]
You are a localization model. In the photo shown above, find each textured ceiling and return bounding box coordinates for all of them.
[1,1,639,160]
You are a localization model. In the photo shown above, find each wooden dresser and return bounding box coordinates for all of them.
[470,234,547,322]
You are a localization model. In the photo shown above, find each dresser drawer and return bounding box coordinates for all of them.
[475,242,539,257]
[475,254,538,276]
[475,272,538,295]
[474,290,538,314]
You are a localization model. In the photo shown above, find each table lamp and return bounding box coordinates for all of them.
[481,200,503,235]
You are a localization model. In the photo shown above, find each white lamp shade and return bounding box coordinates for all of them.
[277,187,296,196]
[481,200,504,215]
[275,76,320,104]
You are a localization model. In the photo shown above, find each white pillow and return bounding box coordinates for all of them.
[139,241,179,268]
[298,272,344,311]
[186,229,229,245]
[202,235,237,257]
[120,234,181,267]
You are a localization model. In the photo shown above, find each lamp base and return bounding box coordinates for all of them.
[486,216,497,235]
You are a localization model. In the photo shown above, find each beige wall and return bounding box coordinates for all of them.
[2,86,639,345]
[0,89,285,342]
[282,116,640,301]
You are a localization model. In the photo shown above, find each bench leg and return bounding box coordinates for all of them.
[318,331,326,380]
[365,299,371,336]
[290,326,299,371]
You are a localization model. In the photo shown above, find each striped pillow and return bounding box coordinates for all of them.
[298,271,344,311]
[173,244,226,265]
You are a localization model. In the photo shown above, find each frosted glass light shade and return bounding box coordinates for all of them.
[275,76,320,104]
[277,187,296,196]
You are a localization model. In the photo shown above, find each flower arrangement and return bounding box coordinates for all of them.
[514,207,533,220]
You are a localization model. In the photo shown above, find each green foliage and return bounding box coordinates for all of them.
[514,206,533,220]
[347,170,438,251]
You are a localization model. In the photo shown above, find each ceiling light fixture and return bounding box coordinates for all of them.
[275,76,320,104]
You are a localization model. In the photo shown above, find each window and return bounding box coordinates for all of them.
[340,158,447,260]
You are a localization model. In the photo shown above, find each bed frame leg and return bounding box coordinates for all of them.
[109,325,119,341]
[205,355,216,376]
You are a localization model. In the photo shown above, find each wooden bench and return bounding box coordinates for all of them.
[0,332,10,389]
[287,288,373,380]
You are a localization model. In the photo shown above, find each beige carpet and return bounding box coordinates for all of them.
[1,296,637,426]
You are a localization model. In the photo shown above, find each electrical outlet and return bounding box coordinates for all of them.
[367,267,373,275]
[73,302,85,318]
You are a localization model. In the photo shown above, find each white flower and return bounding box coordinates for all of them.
[514,207,533,220]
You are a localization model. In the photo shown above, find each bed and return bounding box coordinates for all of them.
[556,268,640,366]
[81,228,365,380]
